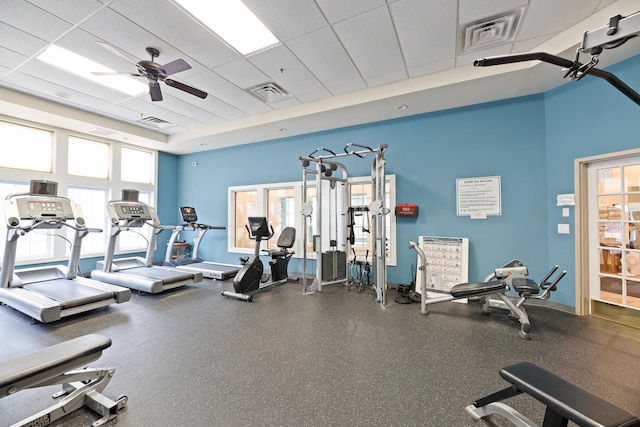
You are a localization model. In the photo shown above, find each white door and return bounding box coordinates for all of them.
[588,157,640,320]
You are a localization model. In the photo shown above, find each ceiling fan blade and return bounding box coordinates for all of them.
[160,58,191,76]
[149,81,163,101]
[96,41,140,67]
[91,71,141,76]
[165,79,207,99]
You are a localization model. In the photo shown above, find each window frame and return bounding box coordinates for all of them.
[0,116,158,266]
[228,175,397,266]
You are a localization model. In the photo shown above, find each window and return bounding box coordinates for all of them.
[68,137,110,178]
[0,118,158,266]
[117,191,153,252]
[228,176,396,265]
[121,147,154,184]
[348,179,394,262]
[267,188,295,250]
[0,121,53,172]
[0,181,51,261]
[234,190,258,249]
[67,186,109,254]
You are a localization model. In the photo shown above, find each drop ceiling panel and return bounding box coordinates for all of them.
[517,0,603,40]
[247,44,326,98]
[214,59,271,92]
[315,0,386,24]
[1,1,73,42]
[458,0,528,24]
[120,97,207,130]
[3,71,113,111]
[0,47,29,70]
[390,0,457,72]
[105,0,240,69]
[333,7,405,83]
[79,6,205,78]
[407,57,455,79]
[244,0,327,41]
[0,0,635,155]
[0,22,49,58]
[286,27,365,93]
[187,70,272,116]
[13,60,135,104]
[25,0,106,24]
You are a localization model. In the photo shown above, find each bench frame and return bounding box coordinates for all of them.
[1,334,127,427]
[466,362,640,427]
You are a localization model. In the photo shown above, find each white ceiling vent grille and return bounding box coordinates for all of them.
[87,127,117,137]
[247,82,290,103]
[138,116,174,129]
[459,7,525,54]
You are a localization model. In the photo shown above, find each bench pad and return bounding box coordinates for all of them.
[450,280,506,298]
[500,362,640,427]
[0,334,111,394]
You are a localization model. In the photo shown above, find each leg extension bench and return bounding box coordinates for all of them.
[467,362,640,427]
[0,334,127,427]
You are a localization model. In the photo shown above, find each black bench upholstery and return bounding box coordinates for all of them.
[0,334,111,397]
[500,362,640,427]
[450,280,507,298]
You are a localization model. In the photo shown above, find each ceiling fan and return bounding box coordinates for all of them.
[94,41,208,101]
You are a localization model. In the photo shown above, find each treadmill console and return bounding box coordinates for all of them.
[4,196,81,228]
[180,206,198,223]
[111,202,152,220]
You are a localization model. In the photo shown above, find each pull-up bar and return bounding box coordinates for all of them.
[474,11,640,106]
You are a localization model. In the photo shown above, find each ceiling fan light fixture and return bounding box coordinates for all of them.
[36,45,147,96]
[174,0,279,55]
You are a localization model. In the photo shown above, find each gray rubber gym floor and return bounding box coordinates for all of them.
[1,279,639,426]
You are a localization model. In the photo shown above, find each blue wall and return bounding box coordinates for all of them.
[544,54,640,306]
[172,95,550,289]
[159,54,640,308]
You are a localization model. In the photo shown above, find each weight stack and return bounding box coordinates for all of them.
[321,251,347,281]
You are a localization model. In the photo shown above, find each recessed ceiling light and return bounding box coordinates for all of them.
[395,104,408,110]
[174,0,279,55]
[279,128,287,132]
[36,45,147,96]
[199,143,208,147]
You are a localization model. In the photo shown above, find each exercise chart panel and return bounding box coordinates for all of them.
[415,235,469,294]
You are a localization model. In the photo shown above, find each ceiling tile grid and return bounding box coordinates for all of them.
[0,0,635,154]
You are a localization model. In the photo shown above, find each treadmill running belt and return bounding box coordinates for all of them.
[25,279,113,308]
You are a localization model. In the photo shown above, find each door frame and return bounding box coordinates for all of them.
[574,147,640,315]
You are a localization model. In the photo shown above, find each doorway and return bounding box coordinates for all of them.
[585,155,640,327]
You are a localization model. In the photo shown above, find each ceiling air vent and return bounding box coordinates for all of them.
[87,127,117,137]
[459,7,525,54]
[138,116,174,130]
[247,82,290,103]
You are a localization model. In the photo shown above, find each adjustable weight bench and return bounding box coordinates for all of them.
[467,362,640,427]
[408,243,567,340]
[0,334,127,427]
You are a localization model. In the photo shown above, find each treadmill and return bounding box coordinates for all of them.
[90,190,202,293]
[163,207,240,280]
[0,180,131,323]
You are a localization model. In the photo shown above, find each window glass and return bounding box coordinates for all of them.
[348,181,392,259]
[234,190,258,248]
[67,186,109,254]
[0,181,51,260]
[121,147,154,184]
[0,121,53,172]
[116,191,153,252]
[68,137,109,178]
[267,188,295,250]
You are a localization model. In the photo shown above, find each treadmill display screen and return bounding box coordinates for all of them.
[27,200,64,214]
[121,205,146,215]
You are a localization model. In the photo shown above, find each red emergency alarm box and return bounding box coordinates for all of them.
[395,204,418,216]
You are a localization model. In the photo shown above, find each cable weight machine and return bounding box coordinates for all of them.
[298,143,390,308]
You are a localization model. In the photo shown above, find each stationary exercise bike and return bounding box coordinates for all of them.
[221,217,295,302]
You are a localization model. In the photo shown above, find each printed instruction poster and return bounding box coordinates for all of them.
[456,176,501,218]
